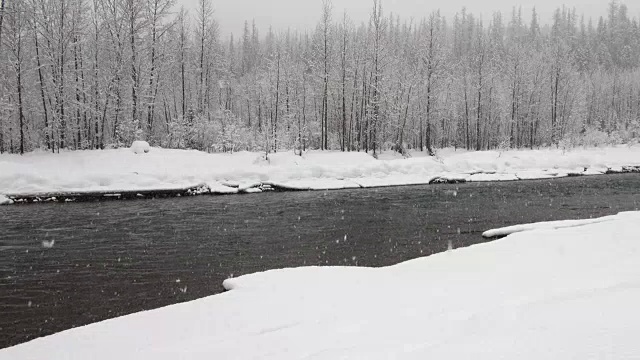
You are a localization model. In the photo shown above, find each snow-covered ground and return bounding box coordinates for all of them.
[0,194,13,205]
[1,145,640,201]
[481,215,622,238]
[1,211,638,359]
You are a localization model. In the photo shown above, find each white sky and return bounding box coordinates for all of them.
[178,0,640,39]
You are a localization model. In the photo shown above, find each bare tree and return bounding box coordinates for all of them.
[474,22,486,151]
[195,0,215,116]
[146,0,175,139]
[319,0,332,150]
[6,0,26,154]
[422,12,443,156]
[124,0,144,135]
[370,0,385,156]
[1,0,639,154]
[0,0,6,58]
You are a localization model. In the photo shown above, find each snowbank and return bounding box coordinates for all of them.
[1,146,639,198]
[0,194,13,205]
[130,141,151,154]
[2,211,640,359]
[482,215,620,238]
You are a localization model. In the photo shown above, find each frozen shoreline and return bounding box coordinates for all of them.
[2,145,640,204]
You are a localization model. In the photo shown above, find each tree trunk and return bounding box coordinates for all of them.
[476,51,484,151]
[74,34,82,149]
[129,1,139,133]
[552,67,560,146]
[78,42,89,148]
[180,11,186,120]
[398,85,412,153]
[273,51,281,152]
[16,34,25,154]
[464,75,470,150]
[510,62,518,148]
[321,1,331,150]
[58,0,67,150]
[0,0,5,58]
[341,15,348,152]
[147,2,159,139]
[34,27,51,150]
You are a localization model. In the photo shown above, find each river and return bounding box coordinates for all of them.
[1,174,639,348]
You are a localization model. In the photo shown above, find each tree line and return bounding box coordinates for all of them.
[1,0,639,155]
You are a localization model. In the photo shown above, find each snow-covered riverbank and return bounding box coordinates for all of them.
[1,145,640,203]
[1,211,638,359]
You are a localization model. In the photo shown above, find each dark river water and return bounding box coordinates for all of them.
[1,174,639,349]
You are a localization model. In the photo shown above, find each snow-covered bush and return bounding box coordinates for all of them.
[580,128,613,147]
[161,118,190,149]
[496,136,511,155]
[612,120,640,145]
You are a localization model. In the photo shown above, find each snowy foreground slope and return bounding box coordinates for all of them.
[1,145,640,200]
[2,212,640,360]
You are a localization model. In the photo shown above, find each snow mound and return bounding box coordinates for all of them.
[2,211,640,360]
[131,141,150,154]
[482,215,620,238]
[207,182,239,194]
[0,194,13,205]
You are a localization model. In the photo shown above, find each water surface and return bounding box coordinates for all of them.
[1,174,639,348]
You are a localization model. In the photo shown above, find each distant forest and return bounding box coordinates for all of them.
[1,0,639,155]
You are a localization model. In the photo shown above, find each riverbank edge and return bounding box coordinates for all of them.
[3,165,639,205]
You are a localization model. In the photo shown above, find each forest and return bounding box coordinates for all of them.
[0,0,639,156]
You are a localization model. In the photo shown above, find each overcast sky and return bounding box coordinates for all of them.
[178,0,640,39]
